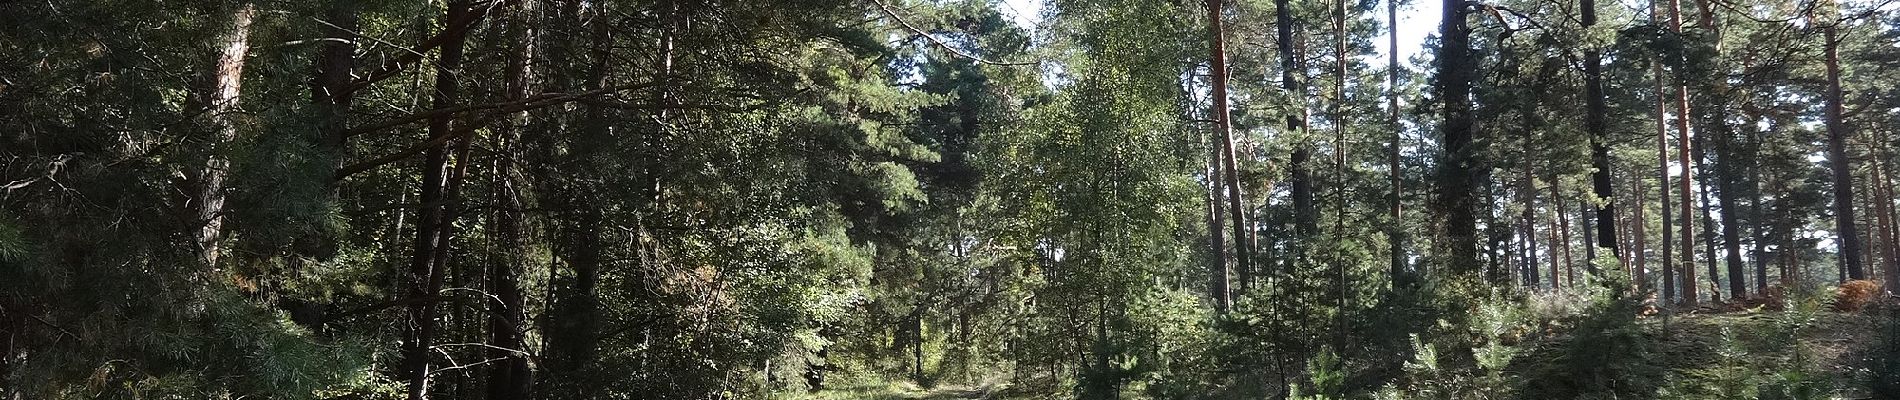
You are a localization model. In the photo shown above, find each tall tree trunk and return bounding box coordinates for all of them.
[1207,0,1240,312]
[1557,183,1577,288]
[546,213,603,387]
[1877,140,1900,289]
[1331,0,1350,342]
[1206,131,1230,303]
[1582,0,1618,271]
[1652,0,1675,300]
[1748,106,1770,294]
[1550,194,1563,290]
[912,313,926,382]
[1823,20,1865,281]
[1752,179,1769,294]
[404,3,472,399]
[1192,61,1228,301]
[1278,0,1317,250]
[1717,139,1748,299]
[545,7,612,394]
[1437,0,1482,278]
[484,2,535,398]
[1689,0,1748,301]
[191,3,257,266]
[1524,212,1537,287]
[1583,194,1597,265]
[1387,0,1407,284]
[1668,0,1696,306]
[313,2,357,186]
[1888,152,1900,286]
[1633,161,1650,291]
[1696,149,1719,303]
[1522,172,1539,288]
[1863,177,1883,285]
[1783,212,1798,287]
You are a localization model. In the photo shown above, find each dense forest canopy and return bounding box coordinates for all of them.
[4,0,1900,398]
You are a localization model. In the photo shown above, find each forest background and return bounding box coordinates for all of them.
[5,0,1900,398]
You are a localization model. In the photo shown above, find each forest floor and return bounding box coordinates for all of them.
[802,308,1890,399]
[1641,307,1887,397]
[797,380,1001,399]
[1507,304,1891,398]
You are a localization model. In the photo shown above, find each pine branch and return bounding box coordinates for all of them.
[867,0,1039,66]
[343,83,660,139]
[346,0,525,93]
[332,83,666,181]
[316,296,447,325]
[29,315,82,342]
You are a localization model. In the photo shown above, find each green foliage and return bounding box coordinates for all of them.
[1291,347,1346,400]
[1868,305,1900,397]
[1516,278,1660,399]
[6,0,1898,398]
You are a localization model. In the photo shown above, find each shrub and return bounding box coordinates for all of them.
[1869,304,1900,397]
[1835,280,1880,312]
[1515,276,1660,399]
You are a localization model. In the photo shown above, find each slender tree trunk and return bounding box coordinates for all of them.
[1697,0,1729,301]
[545,8,613,394]
[1558,183,1577,288]
[1749,110,1770,294]
[1582,0,1619,272]
[1654,15,1675,302]
[1206,134,1230,303]
[1633,161,1650,291]
[1783,217,1798,287]
[403,4,472,399]
[1524,213,1538,287]
[1387,0,1406,284]
[1877,140,1900,290]
[1583,195,1597,265]
[1550,195,1564,291]
[1693,130,1719,303]
[1490,210,1511,284]
[485,146,532,400]
[1331,0,1350,343]
[1522,172,1539,288]
[546,213,603,388]
[1718,149,1748,299]
[1666,0,1698,306]
[913,314,926,382]
[191,3,257,266]
[1753,186,1769,293]
[1824,21,1865,281]
[1207,0,1240,312]
[484,2,535,398]
[1888,150,1900,285]
[1189,57,1228,300]
[1863,177,1883,285]
[1687,0,1747,300]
